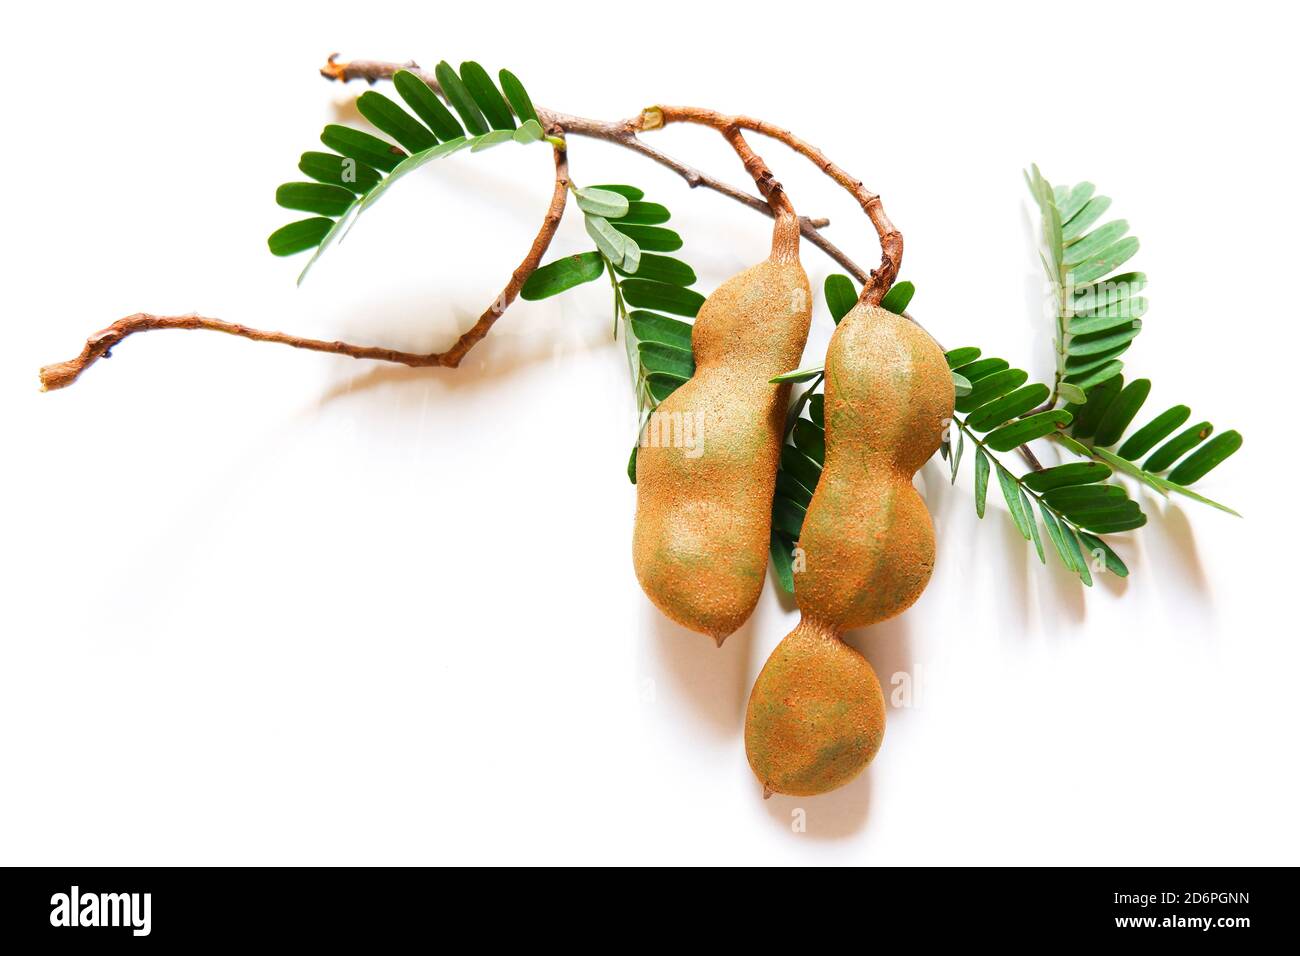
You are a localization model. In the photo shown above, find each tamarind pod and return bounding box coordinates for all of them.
[745,303,954,795]
[745,617,885,797]
[633,217,811,644]
[797,304,953,629]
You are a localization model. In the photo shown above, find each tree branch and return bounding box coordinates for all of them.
[319,55,871,280]
[42,59,893,391]
[645,106,901,304]
[40,148,570,391]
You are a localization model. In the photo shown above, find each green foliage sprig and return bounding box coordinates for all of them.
[944,345,1139,584]
[268,61,552,283]
[519,184,704,481]
[1027,165,1243,514]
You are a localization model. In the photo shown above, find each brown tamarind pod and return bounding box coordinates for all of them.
[745,303,954,796]
[633,214,811,644]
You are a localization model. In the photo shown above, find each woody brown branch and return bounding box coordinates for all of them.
[319,56,868,278]
[40,148,570,391]
[647,105,902,305]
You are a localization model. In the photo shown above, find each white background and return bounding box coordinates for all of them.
[4,1,1297,865]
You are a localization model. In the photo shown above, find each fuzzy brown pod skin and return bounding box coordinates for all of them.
[746,304,954,796]
[633,219,811,644]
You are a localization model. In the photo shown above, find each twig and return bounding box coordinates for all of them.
[1018,443,1045,473]
[319,55,870,281]
[645,106,902,304]
[40,149,570,391]
[713,126,801,263]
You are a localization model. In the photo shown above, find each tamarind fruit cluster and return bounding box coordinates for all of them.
[633,212,811,645]
[628,117,944,797]
[745,303,954,796]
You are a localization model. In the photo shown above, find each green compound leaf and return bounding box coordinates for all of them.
[459,61,515,130]
[793,418,825,466]
[984,410,1072,452]
[966,384,1051,432]
[956,368,1030,414]
[1021,487,1045,563]
[1063,219,1129,268]
[618,201,671,225]
[780,444,822,497]
[1020,461,1112,492]
[1145,421,1213,472]
[997,465,1032,540]
[609,223,681,251]
[275,182,356,217]
[575,187,631,218]
[435,61,489,136]
[592,184,644,200]
[809,394,825,428]
[1038,503,1077,573]
[1057,182,1095,223]
[620,279,705,318]
[1116,405,1191,460]
[521,252,605,300]
[1068,236,1140,285]
[1092,378,1152,447]
[1077,531,1128,577]
[955,358,1010,382]
[1167,431,1242,485]
[630,311,693,350]
[772,495,807,540]
[946,346,981,369]
[585,214,628,263]
[771,365,825,384]
[974,446,990,518]
[638,340,694,379]
[1064,359,1124,391]
[770,532,796,594]
[879,280,915,315]
[298,151,382,193]
[393,69,464,140]
[646,372,689,403]
[1062,526,1094,586]
[320,124,406,173]
[470,129,517,151]
[1057,382,1088,404]
[825,274,858,323]
[615,254,696,286]
[1062,195,1111,241]
[777,471,813,509]
[267,217,333,256]
[498,69,540,126]
[513,120,544,144]
[356,91,437,152]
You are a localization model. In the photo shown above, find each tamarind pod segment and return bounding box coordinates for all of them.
[633,251,812,644]
[745,303,953,796]
[797,304,954,632]
[744,616,886,797]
